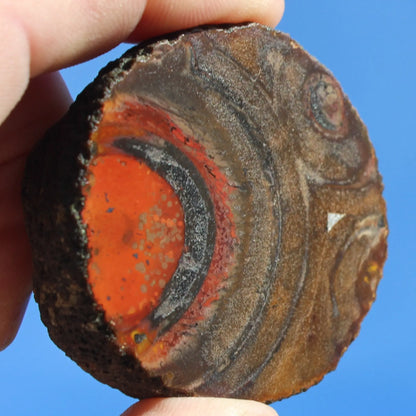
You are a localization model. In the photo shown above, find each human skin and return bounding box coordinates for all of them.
[0,1,284,415]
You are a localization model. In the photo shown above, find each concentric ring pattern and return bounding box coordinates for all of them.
[23,23,387,403]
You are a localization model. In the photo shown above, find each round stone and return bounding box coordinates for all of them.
[22,23,387,403]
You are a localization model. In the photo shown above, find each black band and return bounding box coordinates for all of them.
[114,136,216,335]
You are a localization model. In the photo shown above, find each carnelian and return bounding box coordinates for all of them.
[82,153,185,342]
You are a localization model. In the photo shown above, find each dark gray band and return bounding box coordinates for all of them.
[114,137,216,335]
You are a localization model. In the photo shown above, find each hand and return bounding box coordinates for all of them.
[0,1,284,415]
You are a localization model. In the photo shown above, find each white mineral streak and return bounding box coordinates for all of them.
[327,212,346,232]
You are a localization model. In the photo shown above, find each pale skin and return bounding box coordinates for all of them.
[0,1,284,415]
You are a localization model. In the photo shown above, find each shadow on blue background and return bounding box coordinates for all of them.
[1,1,414,415]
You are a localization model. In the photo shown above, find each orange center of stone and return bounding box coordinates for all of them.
[82,152,185,334]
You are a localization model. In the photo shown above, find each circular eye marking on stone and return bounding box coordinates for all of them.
[304,72,348,138]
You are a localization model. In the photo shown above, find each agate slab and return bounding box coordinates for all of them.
[22,23,388,402]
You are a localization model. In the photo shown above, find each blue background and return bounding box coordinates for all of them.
[2,1,415,415]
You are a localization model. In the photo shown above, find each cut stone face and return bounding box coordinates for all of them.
[22,23,388,403]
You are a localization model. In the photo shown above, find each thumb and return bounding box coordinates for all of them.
[121,397,278,416]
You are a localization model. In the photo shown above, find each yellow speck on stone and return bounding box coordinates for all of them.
[127,306,137,315]
[132,333,151,354]
[290,39,300,49]
[368,262,379,274]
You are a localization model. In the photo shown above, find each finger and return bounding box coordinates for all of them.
[2,0,148,76]
[0,218,31,351]
[0,0,147,123]
[0,0,284,122]
[0,72,72,350]
[121,397,278,416]
[130,0,285,40]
